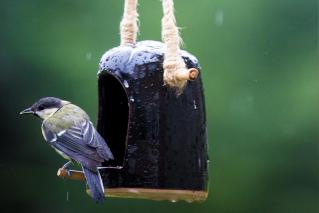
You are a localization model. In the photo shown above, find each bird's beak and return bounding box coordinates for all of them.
[20,107,34,115]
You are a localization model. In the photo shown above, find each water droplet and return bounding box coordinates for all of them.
[85,52,92,61]
[214,9,224,27]
[66,191,69,201]
[130,96,135,102]
[123,80,129,88]
[170,199,177,203]
[193,100,197,109]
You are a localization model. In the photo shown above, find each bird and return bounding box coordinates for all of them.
[20,97,113,203]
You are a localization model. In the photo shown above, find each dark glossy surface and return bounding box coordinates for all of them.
[97,41,208,191]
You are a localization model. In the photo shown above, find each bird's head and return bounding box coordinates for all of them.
[20,97,70,120]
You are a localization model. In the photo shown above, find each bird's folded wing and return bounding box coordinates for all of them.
[43,120,113,163]
[81,121,114,160]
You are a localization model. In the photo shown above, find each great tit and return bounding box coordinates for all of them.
[20,97,113,203]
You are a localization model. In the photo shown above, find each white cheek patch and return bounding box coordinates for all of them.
[36,108,59,119]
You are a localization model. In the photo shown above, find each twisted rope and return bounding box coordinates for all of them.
[119,0,198,92]
[120,0,139,46]
[161,0,197,92]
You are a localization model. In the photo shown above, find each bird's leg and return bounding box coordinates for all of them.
[62,161,73,176]
[62,161,72,169]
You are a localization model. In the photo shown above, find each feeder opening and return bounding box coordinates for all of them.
[97,73,129,168]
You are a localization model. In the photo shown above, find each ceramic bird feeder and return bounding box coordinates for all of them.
[57,0,209,202]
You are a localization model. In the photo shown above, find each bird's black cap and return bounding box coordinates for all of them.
[20,97,63,114]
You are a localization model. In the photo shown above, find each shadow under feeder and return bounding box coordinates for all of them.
[58,41,208,202]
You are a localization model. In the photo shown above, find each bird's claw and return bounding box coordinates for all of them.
[62,161,72,170]
[61,161,73,177]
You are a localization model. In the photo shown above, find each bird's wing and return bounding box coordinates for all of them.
[42,120,113,165]
[80,120,114,160]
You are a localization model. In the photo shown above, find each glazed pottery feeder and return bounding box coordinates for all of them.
[96,40,208,202]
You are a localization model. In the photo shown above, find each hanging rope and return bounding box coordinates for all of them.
[120,0,139,46]
[119,0,198,92]
[161,0,198,92]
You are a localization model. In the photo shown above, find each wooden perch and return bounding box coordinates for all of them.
[57,168,86,181]
[175,68,199,81]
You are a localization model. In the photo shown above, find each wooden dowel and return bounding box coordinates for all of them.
[175,68,199,81]
[57,168,86,181]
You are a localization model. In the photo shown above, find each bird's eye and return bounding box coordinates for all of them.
[38,105,44,111]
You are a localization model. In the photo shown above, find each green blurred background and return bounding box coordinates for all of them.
[1,0,318,212]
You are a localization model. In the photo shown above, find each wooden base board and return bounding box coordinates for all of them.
[87,188,208,202]
[57,169,208,202]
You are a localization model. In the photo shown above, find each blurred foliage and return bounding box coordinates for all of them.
[0,0,318,213]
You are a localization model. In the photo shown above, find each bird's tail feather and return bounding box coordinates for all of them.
[82,166,105,203]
